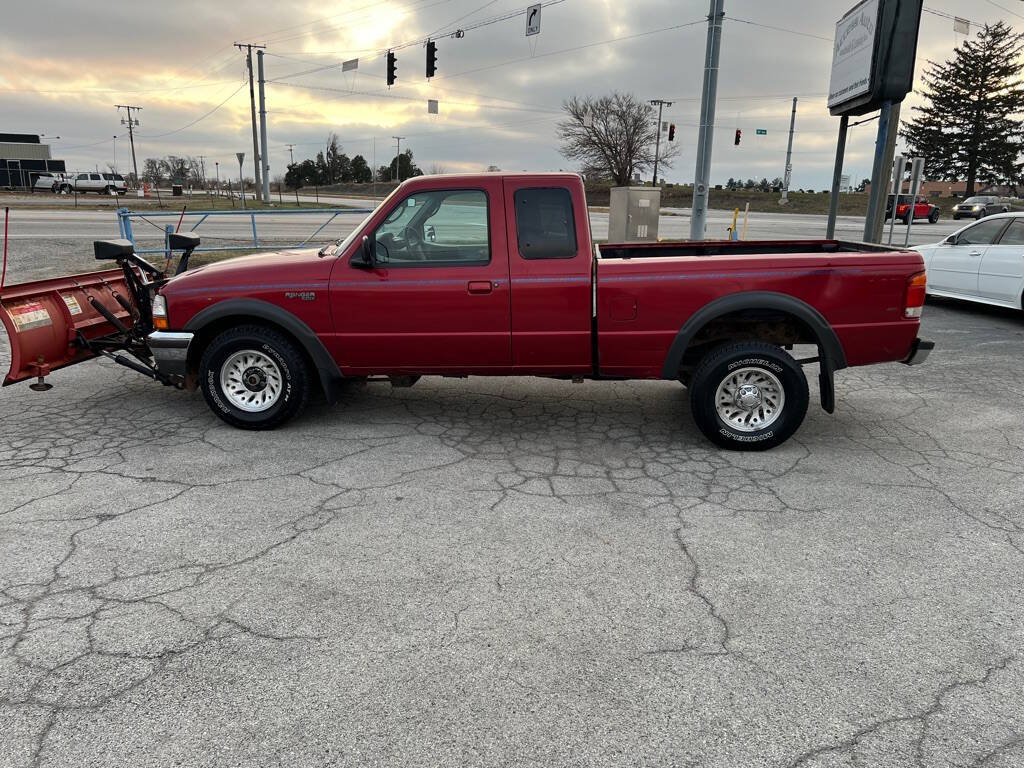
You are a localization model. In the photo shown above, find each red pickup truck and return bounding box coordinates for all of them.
[1,173,932,450]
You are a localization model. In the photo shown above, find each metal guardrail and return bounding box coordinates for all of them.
[115,206,375,257]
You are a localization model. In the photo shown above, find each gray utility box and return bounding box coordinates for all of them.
[608,186,660,242]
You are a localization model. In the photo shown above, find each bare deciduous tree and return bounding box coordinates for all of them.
[557,93,678,185]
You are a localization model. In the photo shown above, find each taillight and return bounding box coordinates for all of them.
[905,271,926,318]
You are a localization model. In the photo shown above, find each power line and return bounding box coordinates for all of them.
[266,0,569,82]
[724,16,832,42]
[981,0,1024,21]
[393,18,708,85]
[261,0,457,46]
[133,83,247,139]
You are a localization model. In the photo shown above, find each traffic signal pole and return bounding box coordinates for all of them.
[690,0,725,241]
[650,99,672,186]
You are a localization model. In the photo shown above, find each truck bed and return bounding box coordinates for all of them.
[595,241,924,378]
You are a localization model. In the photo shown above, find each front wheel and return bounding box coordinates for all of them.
[199,325,311,429]
[928,209,939,223]
[688,342,809,451]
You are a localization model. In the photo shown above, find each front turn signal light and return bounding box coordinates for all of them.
[152,294,169,330]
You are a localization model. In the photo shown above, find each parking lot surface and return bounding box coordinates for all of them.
[1,214,1023,766]
[1,296,1022,766]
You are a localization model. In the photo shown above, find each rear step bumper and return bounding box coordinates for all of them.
[147,331,193,378]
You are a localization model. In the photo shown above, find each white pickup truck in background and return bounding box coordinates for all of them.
[58,172,128,195]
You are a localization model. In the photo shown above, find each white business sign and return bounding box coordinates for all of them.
[827,0,880,110]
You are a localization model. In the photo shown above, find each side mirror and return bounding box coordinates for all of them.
[944,235,957,245]
[352,235,374,268]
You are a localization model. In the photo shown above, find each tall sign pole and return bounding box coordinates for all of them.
[825,0,923,242]
[236,152,246,210]
[235,43,265,198]
[690,0,725,241]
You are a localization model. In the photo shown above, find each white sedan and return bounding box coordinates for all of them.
[913,212,1024,310]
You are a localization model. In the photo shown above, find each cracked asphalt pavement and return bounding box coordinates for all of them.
[1,229,1023,765]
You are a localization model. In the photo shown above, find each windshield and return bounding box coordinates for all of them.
[961,197,991,204]
[323,189,402,257]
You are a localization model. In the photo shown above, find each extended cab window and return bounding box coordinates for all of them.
[371,189,489,266]
[515,187,577,259]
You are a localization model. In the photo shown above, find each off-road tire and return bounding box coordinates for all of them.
[689,341,809,451]
[199,325,310,430]
[928,209,939,223]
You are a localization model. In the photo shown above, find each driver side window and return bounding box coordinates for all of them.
[372,189,489,266]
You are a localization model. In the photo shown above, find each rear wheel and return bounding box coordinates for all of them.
[199,325,310,429]
[688,342,809,451]
[902,212,912,225]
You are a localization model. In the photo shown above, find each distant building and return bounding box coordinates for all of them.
[0,133,67,189]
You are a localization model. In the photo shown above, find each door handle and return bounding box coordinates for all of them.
[467,280,493,294]
[968,250,982,257]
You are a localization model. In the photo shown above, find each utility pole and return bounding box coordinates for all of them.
[257,49,270,203]
[115,104,142,194]
[235,43,265,198]
[392,136,405,182]
[690,0,725,241]
[650,99,672,186]
[780,97,797,205]
[286,144,295,166]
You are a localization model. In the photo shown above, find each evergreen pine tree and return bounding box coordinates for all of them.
[902,21,1024,195]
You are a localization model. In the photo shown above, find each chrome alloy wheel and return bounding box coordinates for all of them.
[219,350,283,412]
[714,366,786,432]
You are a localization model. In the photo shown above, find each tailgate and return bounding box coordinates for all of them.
[0,269,135,384]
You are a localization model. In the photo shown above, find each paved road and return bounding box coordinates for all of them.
[1,297,1022,767]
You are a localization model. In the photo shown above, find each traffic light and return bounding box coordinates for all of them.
[386,50,397,86]
[734,128,741,146]
[426,40,437,79]
[668,123,675,141]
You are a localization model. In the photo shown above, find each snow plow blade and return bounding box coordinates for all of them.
[0,269,134,385]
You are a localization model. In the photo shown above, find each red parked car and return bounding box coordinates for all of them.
[886,194,940,224]
[1,173,932,450]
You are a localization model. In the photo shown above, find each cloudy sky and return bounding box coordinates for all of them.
[1,0,1016,189]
